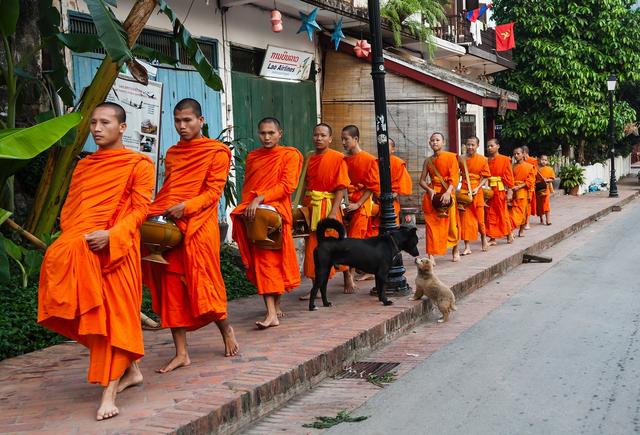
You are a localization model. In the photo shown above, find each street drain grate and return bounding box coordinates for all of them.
[338,362,400,379]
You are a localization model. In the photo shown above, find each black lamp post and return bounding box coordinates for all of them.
[367,0,409,294]
[607,74,618,198]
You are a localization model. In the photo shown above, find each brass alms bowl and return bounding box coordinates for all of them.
[141,216,182,264]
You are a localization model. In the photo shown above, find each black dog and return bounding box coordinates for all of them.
[309,218,420,310]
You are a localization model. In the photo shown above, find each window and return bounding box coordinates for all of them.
[230,46,265,75]
[68,12,218,68]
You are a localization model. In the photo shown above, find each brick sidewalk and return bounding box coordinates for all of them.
[0,184,638,435]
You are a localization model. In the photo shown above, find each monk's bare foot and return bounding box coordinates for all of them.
[256,316,279,329]
[488,238,497,246]
[155,354,191,374]
[96,382,119,421]
[117,363,143,393]
[481,241,489,252]
[355,273,375,281]
[462,247,472,256]
[524,224,531,230]
[518,228,525,237]
[452,246,460,262]
[507,233,514,244]
[222,326,240,356]
[344,284,356,294]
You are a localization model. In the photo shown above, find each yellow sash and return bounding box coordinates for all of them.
[488,176,505,191]
[305,190,336,231]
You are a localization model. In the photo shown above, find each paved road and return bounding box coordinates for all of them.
[328,203,640,435]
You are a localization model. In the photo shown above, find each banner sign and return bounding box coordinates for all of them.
[260,45,314,81]
[105,75,163,168]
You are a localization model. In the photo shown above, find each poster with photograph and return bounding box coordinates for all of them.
[105,76,163,168]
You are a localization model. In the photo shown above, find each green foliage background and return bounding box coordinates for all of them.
[492,0,640,162]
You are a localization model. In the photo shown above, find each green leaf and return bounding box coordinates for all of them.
[0,235,10,283]
[0,207,11,226]
[0,0,19,37]
[157,0,223,91]
[85,0,132,64]
[57,33,102,53]
[132,44,180,66]
[0,113,81,160]
[2,236,22,262]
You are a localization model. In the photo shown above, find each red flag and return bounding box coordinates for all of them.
[495,22,515,51]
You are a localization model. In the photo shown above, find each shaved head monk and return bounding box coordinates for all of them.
[485,138,515,246]
[299,123,350,300]
[522,145,538,229]
[510,147,536,238]
[232,117,303,328]
[38,102,155,421]
[143,98,239,374]
[419,132,460,264]
[457,136,491,255]
[342,125,380,287]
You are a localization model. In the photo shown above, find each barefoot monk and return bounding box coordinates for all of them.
[485,138,515,246]
[342,125,380,288]
[143,99,239,374]
[300,123,350,296]
[457,136,491,255]
[231,117,303,329]
[38,103,155,421]
[419,132,460,263]
[510,147,536,238]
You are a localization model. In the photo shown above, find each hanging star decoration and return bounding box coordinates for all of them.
[330,18,345,50]
[297,8,322,41]
[354,39,371,58]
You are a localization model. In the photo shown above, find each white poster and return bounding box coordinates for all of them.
[105,76,163,168]
[260,45,314,81]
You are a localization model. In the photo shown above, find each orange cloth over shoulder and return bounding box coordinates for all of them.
[390,154,412,224]
[231,145,303,294]
[143,137,231,330]
[421,151,459,255]
[303,148,350,279]
[38,148,154,386]
[457,153,490,242]
[345,150,379,238]
[526,156,538,216]
[486,154,514,238]
[536,166,556,216]
[510,162,535,228]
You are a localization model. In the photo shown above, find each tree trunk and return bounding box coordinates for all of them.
[577,139,586,165]
[26,0,157,237]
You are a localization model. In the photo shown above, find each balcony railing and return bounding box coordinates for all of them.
[434,15,512,62]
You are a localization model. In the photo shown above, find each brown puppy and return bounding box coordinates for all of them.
[411,257,457,322]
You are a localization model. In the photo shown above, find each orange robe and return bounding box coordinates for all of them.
[510,162,536,228]
[536,166,556,216]
[370,154,413,233]
[421,151,459,255]
[231,145,302,294]
[38,149,154,386]
[345,151,380,238]
[525,156,538,217]
[486,154,515,238]
[143,138,231,330]
[457,153,491,242]
[302,149,350,279]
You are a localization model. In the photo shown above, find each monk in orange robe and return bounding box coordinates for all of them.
[342,125,380,284]
[457,136,491,255]
[38,103,154,421]
[231,117,302,328]
[419,132,460,263]
[486,138,515,245]
[523,145,538,228]
[143,99,239,374]
[536,154,556,225]
[369,138,413,234]
[510,147,536,237]
[300,123,350,291]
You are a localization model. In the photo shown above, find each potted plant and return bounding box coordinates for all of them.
[558,163,586,196]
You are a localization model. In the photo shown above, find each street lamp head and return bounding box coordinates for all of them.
[607,74,617,92]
